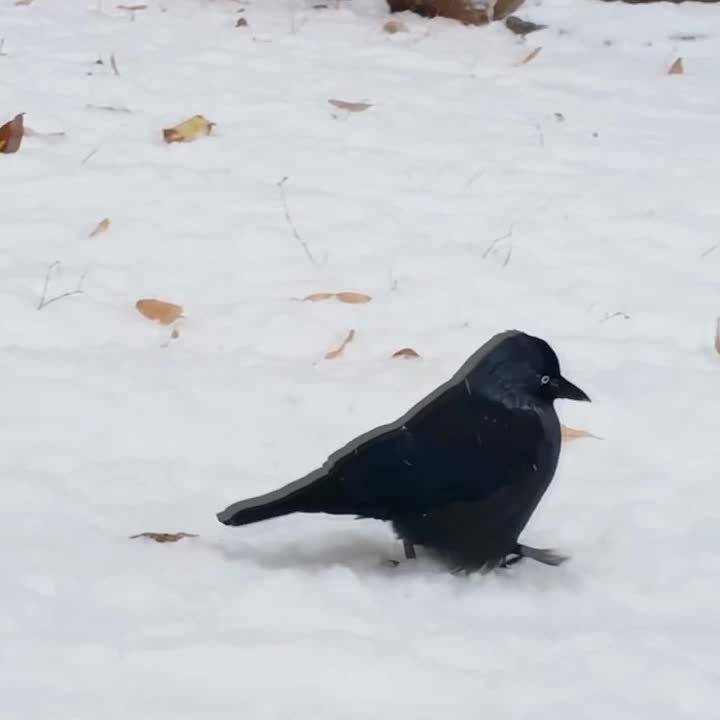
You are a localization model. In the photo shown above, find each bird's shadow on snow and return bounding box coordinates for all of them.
[202,537,582,590]
[204,536,442,575]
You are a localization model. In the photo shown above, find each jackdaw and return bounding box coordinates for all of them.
[217,330,590,572]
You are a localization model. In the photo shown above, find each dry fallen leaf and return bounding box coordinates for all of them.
[15,0,33,6]
[89,218,110,238]
[325,329,355,360]
[162,114,215,144]
[714,318,720,356]
[0,113,25,154]
[303,292,336,302]
[329,99,372,113]
[383,21,407,34]
[560,424,598,442]
[520,47,543,65]
[392,347,421,359]
[236,18,248,27]
[117,4,148,10]
[130,532,198,543]
[136,298,183,325]
[335,292,372,304]
[668,57,684,75]
[303,291,372,304]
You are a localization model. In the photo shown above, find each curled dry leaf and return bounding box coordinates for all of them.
[0,113,25,154]
[560,424,598,442]
[236,18,248,27]
[136,298,183,325]
[520,47,542,65]
[329,99,372,113]
[162,114,215,144]
[668,57,684,76]
[392,347,420,359]
[714,318,720,356]
[89,218,110,238]
[303,291,372,304]
[383,21,408,34]
[325,329,355,360]
[130,532,198,543]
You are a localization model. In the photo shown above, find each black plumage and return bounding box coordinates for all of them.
[217,330,590,572]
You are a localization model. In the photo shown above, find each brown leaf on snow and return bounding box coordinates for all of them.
[303,292,336,302]
[15,0,33,6]
[335,292,372,304]
[89,218,111,238]
[714,318,720,356]
[325,329,355,360]
[668,57,684,75]
[519,47,542,65]
[117,4,148,10]
[329,99,372,113]
[162,114,215,144]
[560,424,598,442]
[136,298,184,325]
[0,113,25,154]
[392,347,421,359]
[130,532,198,543]
[303,291,372,304]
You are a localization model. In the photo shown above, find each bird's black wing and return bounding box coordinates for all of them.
[293,385,546,520]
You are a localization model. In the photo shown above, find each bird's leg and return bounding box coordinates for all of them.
[403,540,417,560]
[514,543,568,567]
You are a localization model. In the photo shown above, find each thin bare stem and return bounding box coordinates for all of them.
[38,262,86,310]
[277,176,315,264]
[482,225,513,260]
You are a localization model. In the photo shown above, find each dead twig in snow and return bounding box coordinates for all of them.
[277,176,315,264]
[37,262,86,310]
[0,39,7,57]
[81,147,99,165]
[482,225,514,260]
[700,244,717,258]
[110,53,120,76]
[601,311,631,323]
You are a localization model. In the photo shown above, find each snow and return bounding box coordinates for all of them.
[1,0,719,717]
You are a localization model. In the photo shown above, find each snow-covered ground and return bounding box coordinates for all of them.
[2,0,719,717]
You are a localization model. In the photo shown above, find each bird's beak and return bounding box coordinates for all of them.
[557,376,591,402]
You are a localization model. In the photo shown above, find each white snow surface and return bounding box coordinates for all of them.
[2,1,719,717]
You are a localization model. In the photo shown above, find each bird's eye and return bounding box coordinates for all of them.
[540,375,550,385]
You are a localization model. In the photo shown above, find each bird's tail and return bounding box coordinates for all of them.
[216,468,332,527]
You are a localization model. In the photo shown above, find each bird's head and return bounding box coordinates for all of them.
[464,331,591,408]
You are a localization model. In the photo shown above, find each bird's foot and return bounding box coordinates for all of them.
[515,543,569,567]
[403,540,417,560]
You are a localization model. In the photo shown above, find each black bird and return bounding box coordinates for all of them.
[217,330,590,572]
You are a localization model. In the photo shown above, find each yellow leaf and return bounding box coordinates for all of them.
[668,57,684,76]
[329,99,372,113]
[130,532,197,543]
[392,347,420,359]
[89,218,110,238]
[325,329,355,360]
[383,21,407,34]
[520,47,542,65]
[162,115,215,144]
[335,292,372,304]
[560,424,598,442]
[135,298,183,325]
